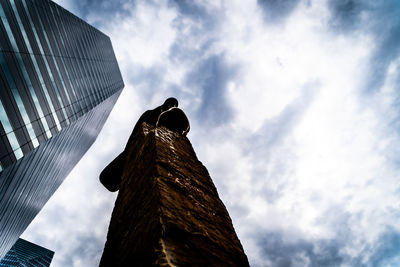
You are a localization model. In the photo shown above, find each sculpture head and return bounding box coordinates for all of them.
[162,97,178,112]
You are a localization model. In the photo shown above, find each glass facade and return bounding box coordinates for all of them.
[0,0,124,259]
[0,238,54,267]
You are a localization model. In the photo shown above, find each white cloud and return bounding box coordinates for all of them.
[110,3,177,69]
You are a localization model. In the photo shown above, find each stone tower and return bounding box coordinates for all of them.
[99,123,249,266]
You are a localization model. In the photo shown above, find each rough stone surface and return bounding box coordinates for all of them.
[99,123,249,267]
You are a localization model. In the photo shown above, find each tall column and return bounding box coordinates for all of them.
[100,123,249,266]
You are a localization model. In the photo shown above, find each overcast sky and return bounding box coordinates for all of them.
[21,0,400,266]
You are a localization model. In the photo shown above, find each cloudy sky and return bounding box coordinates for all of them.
[21,0,400,266]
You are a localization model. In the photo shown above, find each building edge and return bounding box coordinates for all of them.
[0,88,123,259]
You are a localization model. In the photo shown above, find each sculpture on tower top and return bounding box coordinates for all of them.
[99,97,190,191]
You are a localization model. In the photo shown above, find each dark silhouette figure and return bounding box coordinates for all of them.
[100,98,190,192]
[157,107,190,135]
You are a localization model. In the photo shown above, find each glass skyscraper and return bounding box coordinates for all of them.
[0,0,124,259]
[0,238,54,266]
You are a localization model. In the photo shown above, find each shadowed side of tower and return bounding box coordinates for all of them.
[99,123,249,266]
